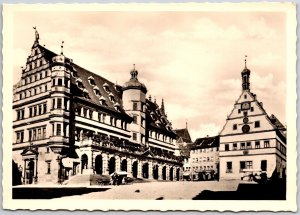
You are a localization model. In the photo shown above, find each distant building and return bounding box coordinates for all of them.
[174,127,192,156]
[188,136,219,180]
[219,59,286,180]
[12,30,183,185]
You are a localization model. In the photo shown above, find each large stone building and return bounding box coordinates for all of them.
[12,30,183,185]
[219,59,286,180]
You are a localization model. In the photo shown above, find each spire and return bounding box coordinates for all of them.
[244,55,247,69]
[186,121,188,129]
[154,97,157,104]
[161,98,165,114]
[61,41,64,55]
[130,64,138,80]
[33,26,40,44]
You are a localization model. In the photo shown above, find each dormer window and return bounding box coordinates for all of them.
[114,103,120,111]
[103,82,110,92]
[82,89,89,98]
[108,92,115,102]
[76,78,83,89]
[99,96,106,105]
[88,76,95,86]
[93,86,101,96]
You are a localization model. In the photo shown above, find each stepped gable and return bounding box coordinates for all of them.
[174,128,192,143]
[39,45,131,119]
[145,99,177,138]
[192,136,219,150]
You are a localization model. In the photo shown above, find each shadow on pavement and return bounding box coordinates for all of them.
[13,187,110,199]
[192,181,286,200]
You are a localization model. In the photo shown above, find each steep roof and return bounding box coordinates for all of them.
[174,128,192,143]
[191,136,219,149]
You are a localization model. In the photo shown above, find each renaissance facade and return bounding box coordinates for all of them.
[12,30,183,185]
[219,60,286,180]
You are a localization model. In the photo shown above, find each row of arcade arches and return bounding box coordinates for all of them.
[81,154,180,181]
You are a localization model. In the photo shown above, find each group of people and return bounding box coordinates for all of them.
[110,172,126,185]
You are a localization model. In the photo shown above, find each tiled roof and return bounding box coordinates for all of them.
[191,136,219,149]
[174,128,192,143]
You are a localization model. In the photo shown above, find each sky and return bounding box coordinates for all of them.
[12,11,286,141]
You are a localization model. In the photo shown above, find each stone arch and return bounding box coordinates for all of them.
[169,166,174,181]
[132,160,138,178]
[95,154,102,175]
[121,159,127,172]
[27,160,35,184]
[81,154,88,172]
[108,157,116,174]
[142,162,149,179]
[162,166,167,180]
[152,164,159,180]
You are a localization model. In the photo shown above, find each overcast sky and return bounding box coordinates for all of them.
[12,11,286,141]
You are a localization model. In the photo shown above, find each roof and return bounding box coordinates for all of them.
[39,44,175,136]
[174,128,192,143]
[191,136,219,149]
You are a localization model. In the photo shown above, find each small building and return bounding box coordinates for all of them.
[188,136,219,181]
[219,59,286,180]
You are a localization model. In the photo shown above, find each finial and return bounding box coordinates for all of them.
[130,64,138,80]
[33,26,40,43]
[154,97,157,104]
[244,55,247,68]
[186,121,188,129]
[149,95,152,101]
[161,98,165,113]
[61,41,64,55]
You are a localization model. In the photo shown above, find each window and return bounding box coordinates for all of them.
[254,121,260,128]
[33,130,36,140]
[43,103,47,114]
[45,84,48,91]
[225,144,229,151]
[264,140,270,148]
[255,141,260,148]
[34,106,37,116]
[244,95,247,99]
[56,124,62,136]
[29,130,32,141]
[233,143,237,150]
[133,102,138,111]
[251,107,254,112]
[38,105,42,115]
[57,78,63,86]
[133,133,137,141]
[238,109,241,114]
[261,160,267,171]
[42,127,46,139]
[52,99,55,109]
[233,124,237,130]
[38,128,41,140]
[133,115,137,124]
[240,161,253,172]
[246,142,252,149]
[46,161,51,174]
[16,131,24,143]
[89,110,93,119]
[240,142,245,149]
[57,98,62,109]
[226,162,232,173]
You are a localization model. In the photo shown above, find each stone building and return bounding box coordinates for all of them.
[12,30,183,185]
[219,59,286,180]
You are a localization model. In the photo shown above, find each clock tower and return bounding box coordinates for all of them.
[242,56,250,91]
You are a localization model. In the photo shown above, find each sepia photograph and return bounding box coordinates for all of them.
[2,2,297,211]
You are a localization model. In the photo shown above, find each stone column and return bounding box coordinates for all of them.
[137,161,142,178]
[127,158,132,177]
[158,165,162,180]
[102,153,109,175]
[148,161,153,179]
[115,156,121,172]
[166,165,170,181]
[23,160,27,184]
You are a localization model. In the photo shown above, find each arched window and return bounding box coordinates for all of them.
[88,76,95,86]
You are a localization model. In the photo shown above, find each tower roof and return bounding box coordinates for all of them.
[242,55,251,74]
[123,64,147,93]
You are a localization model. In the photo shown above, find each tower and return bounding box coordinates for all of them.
[122,65,147,144]
[241,55,250,91]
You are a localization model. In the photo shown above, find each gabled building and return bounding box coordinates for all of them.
[219,59,286,180]
[12,30,183,185]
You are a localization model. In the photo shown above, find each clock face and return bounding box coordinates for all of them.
[241,102,250,110]
[243,117,249,123]
[242,124,250,133]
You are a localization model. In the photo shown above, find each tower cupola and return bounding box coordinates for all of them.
[123,64,147,93]
[241,55,251,91]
